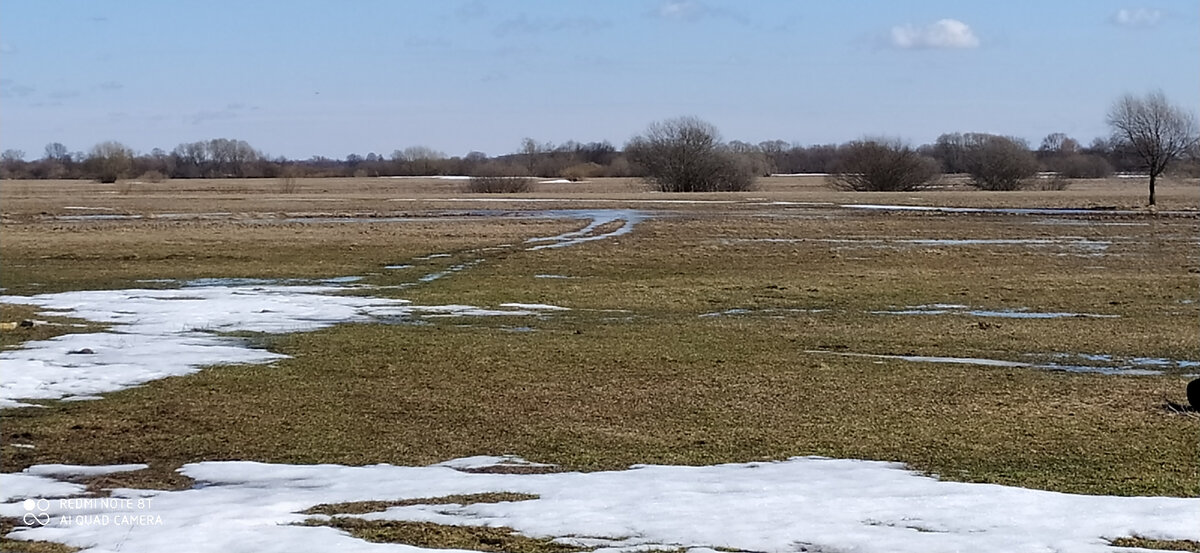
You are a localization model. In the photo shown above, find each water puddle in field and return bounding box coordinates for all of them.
[525,209,647,250]
[837,204,1195,216]
[699,308,829,318]
[871,304,1119,319]
[729,237,1112,254]
[805,350,1196,376]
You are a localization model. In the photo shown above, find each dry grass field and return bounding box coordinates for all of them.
[1,175,1198,551]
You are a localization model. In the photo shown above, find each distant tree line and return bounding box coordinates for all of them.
[3,131,1186,182]
[2,95,1196,196]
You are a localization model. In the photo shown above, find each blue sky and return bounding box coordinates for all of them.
[1,1,1196,160]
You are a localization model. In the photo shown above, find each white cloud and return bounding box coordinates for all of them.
[654,1,747,24]
[658,1,702,20]
[1112,8,1162,28]
[890,19,980,50]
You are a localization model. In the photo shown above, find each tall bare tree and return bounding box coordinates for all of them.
[1107,91,1199,205]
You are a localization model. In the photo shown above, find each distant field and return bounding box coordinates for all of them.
[1,175,1197,551]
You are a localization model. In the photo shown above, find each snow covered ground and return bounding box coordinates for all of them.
[0,283,566,408]
[2,456,1197,553]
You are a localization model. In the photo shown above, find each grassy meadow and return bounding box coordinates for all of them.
[1,175,1198,550]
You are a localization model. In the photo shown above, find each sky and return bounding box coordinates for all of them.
[1,0,1196,160]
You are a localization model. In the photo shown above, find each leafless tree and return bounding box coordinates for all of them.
[625,116,756,192]
[43,143,69,161]
[1107,91,1199,205]
[85,141,134,183]
[829,138,940,191]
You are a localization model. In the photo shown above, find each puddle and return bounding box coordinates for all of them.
[839,204,1195,216]
[535,274,574,279]
[525,209,648,250]
[417,259,483,283]
[729,237,1111,254]
[871,305,1119,319]
[383,264,412,270]
[700,308,828,318]
[805,350,1191,376]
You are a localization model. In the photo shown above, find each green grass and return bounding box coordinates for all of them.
[300,519,586,553]
[1,208,1197,502]
[1109,537,1200,552]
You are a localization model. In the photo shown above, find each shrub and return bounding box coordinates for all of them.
[1046,154,1113,179]
[964,135,1039,190]
[561,162,602,182]
[829,139,940,191]
[138,170,166,183]
[625,116,757,192]
[467,164,532,193]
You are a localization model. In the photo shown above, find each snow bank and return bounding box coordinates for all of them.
[2,456,1196,552]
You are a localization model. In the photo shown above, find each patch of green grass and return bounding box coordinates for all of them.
[301,519,586,553]
[0,305,108,350]
[0,519,78,553]
[303,492,539,515]
[1110,537,1200,552]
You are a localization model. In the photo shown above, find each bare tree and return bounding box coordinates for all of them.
[85,141,134,183]
[830,138,940,191]
[399,146,446,175]
[625,116,756,192]
[1107,91,1199,205]
[43,143,69,161]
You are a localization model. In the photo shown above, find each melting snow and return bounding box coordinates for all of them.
[0,283,560,408]
[1,456,1197,553]
[871,304,1120,319]
[498,303,568,311]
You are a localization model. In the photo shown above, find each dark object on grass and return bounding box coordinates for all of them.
[1188,378,1200,410]
[67,348,95,355]
[19,319,34,328]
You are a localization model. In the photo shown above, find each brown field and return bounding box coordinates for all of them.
[1,175,1198,550]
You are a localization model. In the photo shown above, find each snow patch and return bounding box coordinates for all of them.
[0,282,561,408]
[2,456,1196,552]
[498,303,568,311]
[24,464,150,478]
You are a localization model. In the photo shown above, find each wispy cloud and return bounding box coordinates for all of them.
[890,19,980,50]
[190,103,258,125]
[0,42,16,54]
[48,90,81,100]
[0,78,35,99]
[454,0,489,21]
[654,1,748,24]
[1111,8,1162,28]
[96,81,124,92]
[494,14,612,37]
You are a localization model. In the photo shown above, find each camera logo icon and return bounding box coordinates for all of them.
[22,498,51,526]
